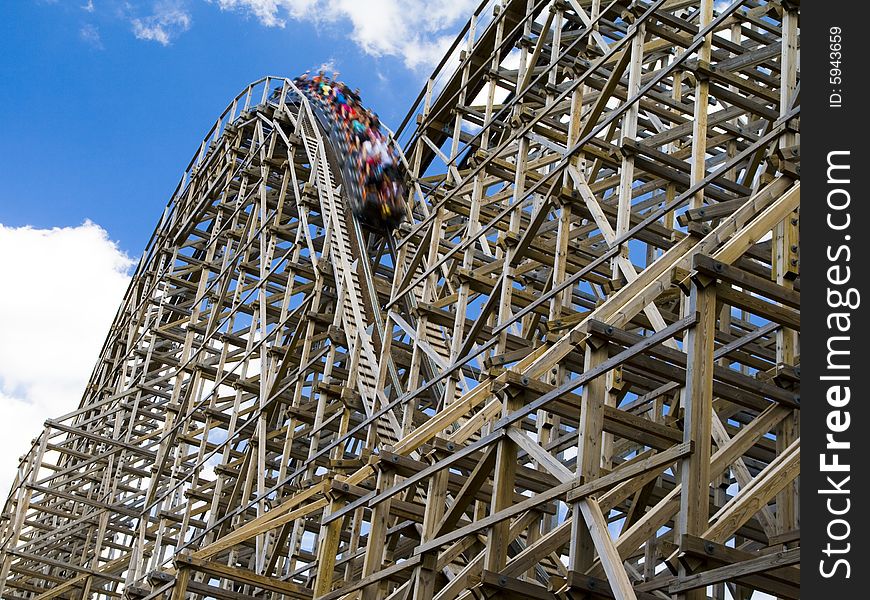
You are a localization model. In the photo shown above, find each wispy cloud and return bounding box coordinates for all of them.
[314,57,338,75]
[50,0,474,70]
[213,0,478,70]
[80,23,103,48]
[131,1,192,46]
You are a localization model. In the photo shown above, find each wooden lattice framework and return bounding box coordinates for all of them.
[0,1,800,599]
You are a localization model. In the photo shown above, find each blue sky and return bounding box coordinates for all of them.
[1,0,475,255]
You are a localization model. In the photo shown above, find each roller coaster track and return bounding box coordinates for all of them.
[1,2,800,599]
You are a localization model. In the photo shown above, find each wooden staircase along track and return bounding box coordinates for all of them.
[0,1,800,599]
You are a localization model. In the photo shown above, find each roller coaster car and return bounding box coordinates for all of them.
[288,75,408,233]
[353,171,407,232]
[328,122,408,232]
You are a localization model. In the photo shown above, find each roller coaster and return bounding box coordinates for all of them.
[0,1,800,599]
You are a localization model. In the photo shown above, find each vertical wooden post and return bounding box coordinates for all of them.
[678,277,717,600]
[362,469,396,600]
[613,17,645,287]
[774,8,800,570]
[689,0,714,211]
[484,389,522,572]
[313,495,346,597]
[569,341,608,572]
[171,567,190,600]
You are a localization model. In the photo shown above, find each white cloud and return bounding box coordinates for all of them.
[0,222,134,497]
[131,2,192,46]
[214,0,478,70]
[80,23,104,49]
[314,57,338,75]
[55,0,476,70]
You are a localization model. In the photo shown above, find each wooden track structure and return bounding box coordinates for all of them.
[0,1,800,599]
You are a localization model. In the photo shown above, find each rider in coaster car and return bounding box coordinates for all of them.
[292,73,407,230]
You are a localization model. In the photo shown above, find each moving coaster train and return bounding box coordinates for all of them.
[274,74,409,232]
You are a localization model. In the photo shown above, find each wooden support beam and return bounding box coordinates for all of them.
[678,275,717,600]
[577,497,639,600]
[669,547,799,594]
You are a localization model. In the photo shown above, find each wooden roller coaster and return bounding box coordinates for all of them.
[0,1,800,599]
